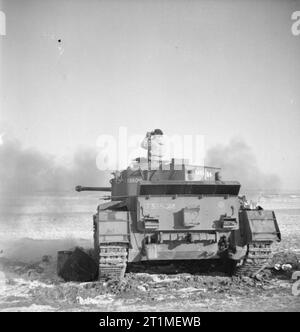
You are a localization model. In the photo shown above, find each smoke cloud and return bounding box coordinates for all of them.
[205,138,281,192]
[0,136,281,194]
[0,137,110,194]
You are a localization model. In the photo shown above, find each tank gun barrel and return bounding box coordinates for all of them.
[75,185,111,192]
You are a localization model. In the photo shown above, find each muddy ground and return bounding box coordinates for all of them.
[0,252,299,312]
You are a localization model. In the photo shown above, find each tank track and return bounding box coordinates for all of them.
[235,241,272,277]
[98,243,128,281]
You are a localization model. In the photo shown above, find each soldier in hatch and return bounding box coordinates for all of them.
[141,129,166,170]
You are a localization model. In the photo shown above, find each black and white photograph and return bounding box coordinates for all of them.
[0,0,299,314]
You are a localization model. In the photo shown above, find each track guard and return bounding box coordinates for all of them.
[239,210,281,245]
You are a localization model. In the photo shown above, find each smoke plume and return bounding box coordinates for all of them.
[205,138,281,192]
[0,137,110,194]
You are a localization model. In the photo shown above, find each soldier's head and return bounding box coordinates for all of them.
[152,129,163,136]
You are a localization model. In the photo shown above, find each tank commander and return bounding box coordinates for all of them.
[141,129,166,169]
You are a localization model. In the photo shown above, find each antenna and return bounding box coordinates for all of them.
[147,132,152,172]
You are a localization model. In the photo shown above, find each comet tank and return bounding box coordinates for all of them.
[74,158,281,280]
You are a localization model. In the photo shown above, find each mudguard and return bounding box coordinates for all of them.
[94,210,130,247]
[239,210,281,245]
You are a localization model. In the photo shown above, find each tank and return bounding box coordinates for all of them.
[75,158,281,280]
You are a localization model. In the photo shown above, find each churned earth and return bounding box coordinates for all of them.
[0,252,299,312]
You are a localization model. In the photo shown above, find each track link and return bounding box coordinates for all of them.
[98,243,128,281]
[235,241,272,277]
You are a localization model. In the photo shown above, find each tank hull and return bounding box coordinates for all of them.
[93,196,281,279]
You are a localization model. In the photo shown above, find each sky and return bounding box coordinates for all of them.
[0,0,300,190]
